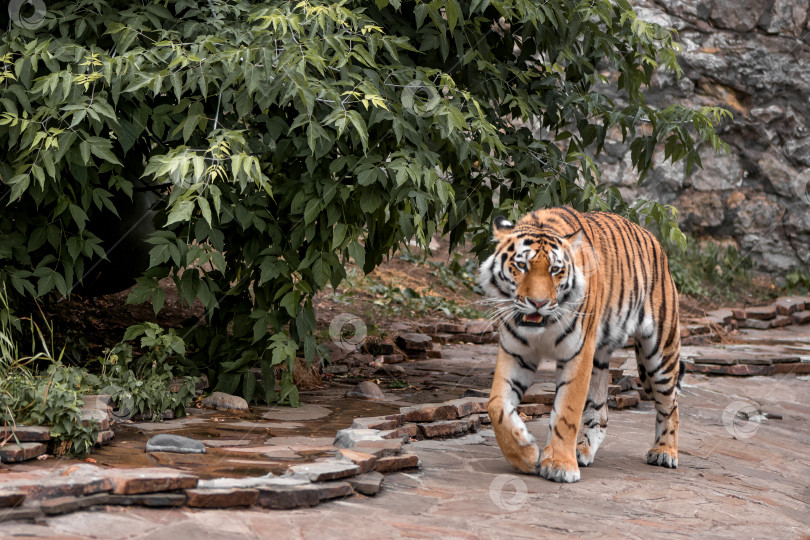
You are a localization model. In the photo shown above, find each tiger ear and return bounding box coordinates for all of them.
[492,216,515,240]
[567,230,584,251]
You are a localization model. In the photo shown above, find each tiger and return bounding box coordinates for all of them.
[478,207,683,483]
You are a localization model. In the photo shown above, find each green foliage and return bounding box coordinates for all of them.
[93,323,198,421]
[667,236,753,300]
[0,290,197,454]
[1,0,728,401]
[784,269,810,294]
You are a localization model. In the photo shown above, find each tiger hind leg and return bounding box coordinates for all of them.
[576,349,610,467]
[635,323,681,469]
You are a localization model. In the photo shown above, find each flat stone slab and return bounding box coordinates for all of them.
[198,475,308,490]
[400,403,458,422]
[351,415,402,430]
[746,306,777,320]
[338,449,378,474]
[80,409,110,431]
[256,484,321,509]
[315,481,354,501]
[395,333,433,350]
[185,488,259,508]
[334,428,385,448]
[375,454,420,473]
[517,403,552,416]
[0,426,51,442]
[146,434,206,454]
[348,472,384,496]
[446,397,488,417]
[608,391,640,410]
[106,468,198,495]
[417,417,479,439]
[349,439,404,457]
[0,442,47,463]
[522,384,556,405]
[289,459,359,482]
[262,403,331,421]
[0,490,25,508]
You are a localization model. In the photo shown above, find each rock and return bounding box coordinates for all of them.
[0,442,47,463]
[185,488,259,508]
[395,333,433,350]
[676,191,725,230]
[256,484,321,509]
[351,415,402,430]
[315,481,354,501]
[289,460,359,482]
[522,385,556,405]
[390,423,420,440]
[374,454,420,473]
[693,355,738,366]
[0,490,25,508]
[738,319,771,330]
[145,434,206,454]
[400,403,458,422]
[262,403,331,421]
[516,403,552,416]
[732,309,747,320]
[690,151,743,191]
[793,310,810,324]
[40,496,85,516]
[776,297,805,315]
[107,467,198,495]
[362,341,395,355]
[461,388,489,398]
[608,391,640,409]
[199,392,249,413]
[323,364,348,375]
[96,430,115,446]
[348,472,384,496]
[417,418,479,439]
[80,409,110,431]
[746,305,777,320]
[608,384,621,396]
[349,439,404,458]
[436,323,465,333]
[333,428,384,449]
[105,492,188,507]
[345,381,385,400]
[381,353,407,364]
[337,449,378,474]
[770,315,794,328]
[464,320,495,334]
[446,397,488,417]
[705,309,734,325]
[0,426,51,442]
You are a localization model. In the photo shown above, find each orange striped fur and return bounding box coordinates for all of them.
[479,207,683,482]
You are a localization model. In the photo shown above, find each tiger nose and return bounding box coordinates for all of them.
[527,298,548,309]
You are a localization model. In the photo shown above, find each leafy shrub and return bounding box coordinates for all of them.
[667,236,753,300]
[0,0,728,402]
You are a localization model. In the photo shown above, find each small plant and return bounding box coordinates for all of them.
[785,269,810,294]
[92,323,198,422]
[667,236,754,300]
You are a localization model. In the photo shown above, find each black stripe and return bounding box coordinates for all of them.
[500,343,537,372]
[502,321,528,345]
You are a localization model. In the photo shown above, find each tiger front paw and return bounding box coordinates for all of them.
[646,446,678,469]
[539,446,580,483]
[575,443,594,467]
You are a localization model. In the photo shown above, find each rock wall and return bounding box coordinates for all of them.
[601,0,810,273]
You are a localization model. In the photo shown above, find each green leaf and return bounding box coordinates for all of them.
[165,200,194,226]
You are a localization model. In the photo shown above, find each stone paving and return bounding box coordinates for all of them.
[1,324,809,538]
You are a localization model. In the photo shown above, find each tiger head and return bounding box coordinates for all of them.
[479,215,588,329]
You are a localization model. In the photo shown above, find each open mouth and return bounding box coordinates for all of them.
[515,313,546,327]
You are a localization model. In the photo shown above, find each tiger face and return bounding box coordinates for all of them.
[479,216,585,329]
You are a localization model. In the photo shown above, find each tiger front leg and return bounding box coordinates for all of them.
[488,346,540,474]
[540,340,595,483]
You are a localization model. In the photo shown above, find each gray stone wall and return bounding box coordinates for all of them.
[600,0,810,272]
